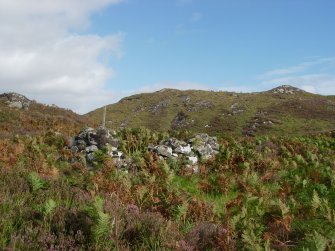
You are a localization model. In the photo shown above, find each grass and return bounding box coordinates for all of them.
[87,88,335,137]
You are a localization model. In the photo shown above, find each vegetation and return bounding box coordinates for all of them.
[87,88,335,137]
[0,96,88,138]
[0,128,334,250]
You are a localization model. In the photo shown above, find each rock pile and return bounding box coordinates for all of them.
[71,127,125,166]
[150,133,220,167]
[0,92,31,110]
[72,127,220,172]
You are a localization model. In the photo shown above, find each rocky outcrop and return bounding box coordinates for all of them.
[0,92,31,110]
[179,95,191,103]
[270,85,305,94]
[171,111,190,129]
[187,100,214,112]
[148,99,169,114]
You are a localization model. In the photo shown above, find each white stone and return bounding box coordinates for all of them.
[175,144,192,155]
[85,145,98,153]
[8,101,23,109]
[187,156,198,165]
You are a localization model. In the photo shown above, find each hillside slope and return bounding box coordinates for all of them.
[87,85,335,137]
[0,93,89,138]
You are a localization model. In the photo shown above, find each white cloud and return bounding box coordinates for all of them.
[0,0,124,114]
[259,58,335,79]
[264,74,335,95]
[259,58,335,95]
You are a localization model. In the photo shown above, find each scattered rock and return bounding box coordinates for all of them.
[171,111,190,129]
[187,100,214,112]
[85,145,98,153]
[155,145,173,158]
[244,111,276,136]
[134,105,146,113]
[225,103,245,116]
[179,95,191,103]
[148,99,169,114]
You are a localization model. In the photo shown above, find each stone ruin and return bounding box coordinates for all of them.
[71,127,220,172]
[150,134,220,173]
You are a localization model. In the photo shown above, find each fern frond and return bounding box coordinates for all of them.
[28,172,45,192]
[43,199,57,217]
[309,231,328,251]
[242,228,263,251]
[93,211,112,241]
[84,196,114,242]
[321,199,335,225]
[312,190,321,212]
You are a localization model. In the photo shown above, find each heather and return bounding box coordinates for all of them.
[0,129,334,250]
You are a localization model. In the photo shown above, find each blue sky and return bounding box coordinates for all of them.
[89,0,335,95]
[0,0,334,113]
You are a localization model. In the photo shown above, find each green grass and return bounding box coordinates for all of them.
[87,88,335,137]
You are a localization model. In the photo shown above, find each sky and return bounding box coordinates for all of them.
[0,0,335,114]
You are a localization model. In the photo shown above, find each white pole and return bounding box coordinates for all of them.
[102,106,106,128]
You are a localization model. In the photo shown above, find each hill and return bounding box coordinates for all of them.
[1,89,335,250]
[0,92,89,138]
[87,85,335,137]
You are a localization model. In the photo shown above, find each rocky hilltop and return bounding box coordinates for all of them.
[87,85,335,137]
[0,92,32,110]
[268,85,306,94]
[0,92,89,138]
